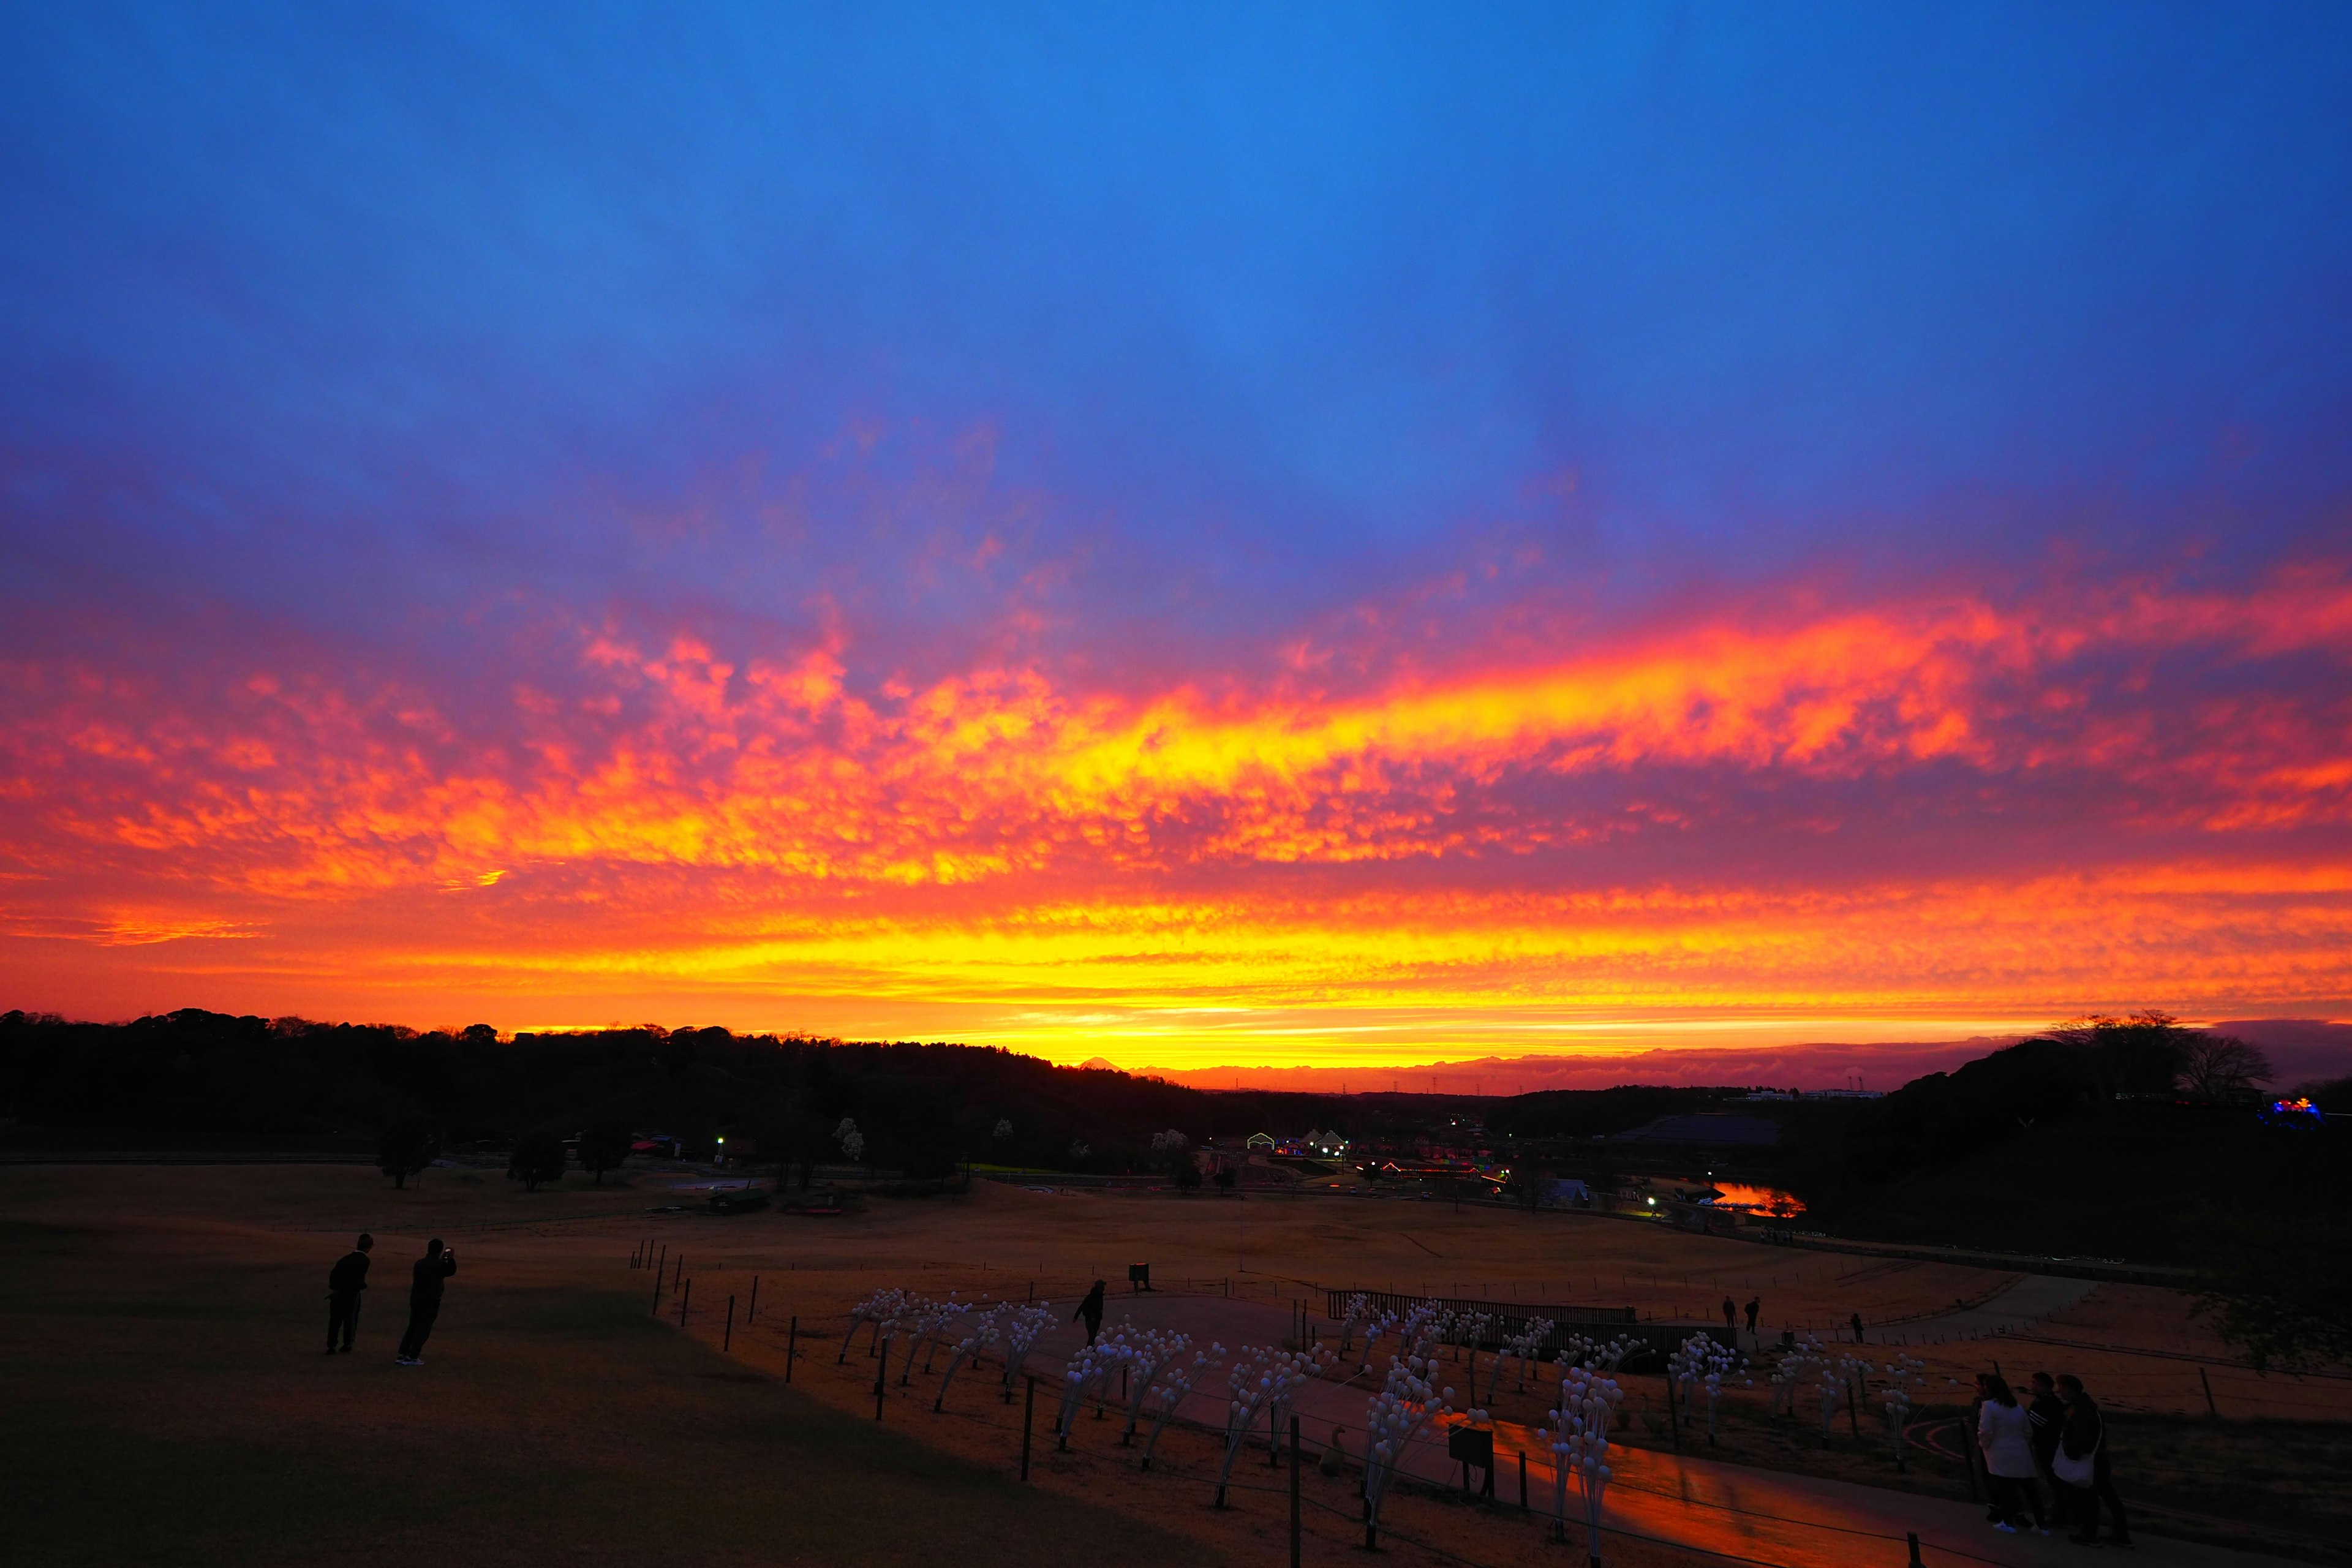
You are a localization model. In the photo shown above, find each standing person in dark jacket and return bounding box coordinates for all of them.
[2056,1374,2132,1547]
[1743,1297,1760,1343]
[2025,1372,2070,1529]
[395,1238,457,1366]
[325,1234,372,1354]
[1074,1279,1106,1346]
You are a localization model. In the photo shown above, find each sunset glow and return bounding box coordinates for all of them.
[4,9,2350,1071]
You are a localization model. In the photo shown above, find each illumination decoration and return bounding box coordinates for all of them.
[1116,1323,1199,1446]
[2263,1097,2326,1128]
[1360,1304,1451,1548]
[1541,1362,1624,1567]
[933,1302,1006,1412]
[1879,1352,1928,1469]
[1506,1316,1555,1393]
[840,1286,908,1363]
[1213,1342,1330,1505]
[1668,1332,1745,1445]
[1055,1340,1122,1449]
[1138,1344,1216,1471]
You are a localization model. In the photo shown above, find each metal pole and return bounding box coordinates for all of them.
[652,1259,664,1314]
[2199,1366,2219,1419]
[748,1275,758,1324]
[1289,1415,1302,1568]
[1519,1450,1528,1510]
[679,1277,691,1329]
[725,1294,735,1352]
[1020,1376,1035,1481]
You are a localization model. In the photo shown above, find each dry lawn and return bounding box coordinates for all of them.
[4,1163,2343,1565]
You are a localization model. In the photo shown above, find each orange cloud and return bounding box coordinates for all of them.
[1,570,2348,1060]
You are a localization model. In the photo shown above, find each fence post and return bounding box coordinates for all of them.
[748,1275,759,1325]
[1519,1450,1528,1510]
[652,1259,664,1314]
[2199,1366,2219,1419]
[1907,1531,1924,1567]
[724,1294,735,1352]
[679,1278,691,1329]
[1020,1376,1035,1481]
[1289,1415,1302,1568]
[786,1315,797,1382]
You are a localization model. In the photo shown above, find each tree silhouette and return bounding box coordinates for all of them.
[377,1116,440,1189]
[510,1127,567,1191]
[576,1120,631,1183]
[2177,1036,2275,1101]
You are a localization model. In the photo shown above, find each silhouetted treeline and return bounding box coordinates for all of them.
[1780,1016,2350,1272]
[0,1008,1554,1177]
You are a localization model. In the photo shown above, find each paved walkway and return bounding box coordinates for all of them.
[1008,1291,2285,1568]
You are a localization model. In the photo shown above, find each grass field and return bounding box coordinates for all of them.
[4,1163,2344,1566]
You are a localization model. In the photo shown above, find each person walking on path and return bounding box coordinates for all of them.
[1975,1373,2048,1534]
[1074,1278,1106,1346]
[395,1238,457,1366]
[2026,1371,2071,1530]
[2055,1374,2133,1547]
[325,1233,372,1354]
[1721,1295,1738,1334]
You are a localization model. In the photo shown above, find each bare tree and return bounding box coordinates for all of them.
[2178,1035,2275,1101]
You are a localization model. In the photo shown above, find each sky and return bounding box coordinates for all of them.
[3,4,2350,1077]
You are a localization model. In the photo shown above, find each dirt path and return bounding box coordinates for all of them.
[1874,1275,2101,1348]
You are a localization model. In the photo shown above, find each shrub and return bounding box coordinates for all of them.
[576,1120,631,1184]
[509,1127,567,1191]
[377,1115,440,1189]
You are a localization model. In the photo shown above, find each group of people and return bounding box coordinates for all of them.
[324,1233,459,1366]
[1975,1370,2132,1548]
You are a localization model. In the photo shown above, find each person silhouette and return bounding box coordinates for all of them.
[1721,1295,1737,1332]
[1850,1311,1866,1343]
[325,1233,372,1354]
[396,1238,457,1366]
[1744,1296,1761,1341]
[1074,1279,1107,1346]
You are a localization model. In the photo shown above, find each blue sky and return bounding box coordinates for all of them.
[9,5,2348,664]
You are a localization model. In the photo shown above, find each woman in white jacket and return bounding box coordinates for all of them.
[1975,1372,2048,1533]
